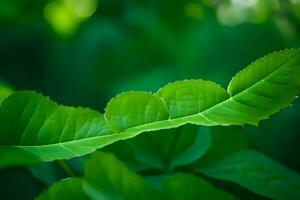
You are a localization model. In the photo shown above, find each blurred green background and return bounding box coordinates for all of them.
[0,0,300,199]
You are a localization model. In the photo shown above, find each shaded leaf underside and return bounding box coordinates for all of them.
[36,151,237,200]
[195,150,300,200]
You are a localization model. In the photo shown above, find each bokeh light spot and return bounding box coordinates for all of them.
[231,0,258,9]
[44,0,98,36]
[65,0,98,18]
[185,3,204,20]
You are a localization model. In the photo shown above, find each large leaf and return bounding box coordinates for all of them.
[1,49,300,168]
[194,150,300,200]
[0,91,111,168]
[36,151,161,200]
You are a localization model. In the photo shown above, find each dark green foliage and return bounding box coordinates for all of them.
[1,1,300,199]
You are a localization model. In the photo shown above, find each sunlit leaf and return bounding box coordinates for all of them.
[0,49,300,168]
[0,91,111,168]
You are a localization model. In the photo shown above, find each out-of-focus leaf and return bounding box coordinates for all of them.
[195,150,300,200]
[84,151,161,200]
[0,82,13,102]
[128,125,211,171]
[37,152,239,200]
[29,162,68,186]
[36,151,161,200]
[102,139,149,172]
[191,126,248,166]
[162,173,237,200]
[35,178,88,200]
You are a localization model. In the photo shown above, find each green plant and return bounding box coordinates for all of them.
[1,48,300,199]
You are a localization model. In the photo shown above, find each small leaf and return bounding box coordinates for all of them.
[105,91,169,132]
[195,150,300,200]
[157,79,229,118]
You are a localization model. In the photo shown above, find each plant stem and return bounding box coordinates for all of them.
[57,160,76,177]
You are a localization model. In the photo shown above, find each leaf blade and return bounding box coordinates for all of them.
[1,49,300,168]
[36,151,162,200]
[162,173,237,200]
[194,150,300,200]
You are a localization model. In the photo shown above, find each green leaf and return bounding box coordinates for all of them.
[216,48,300,126]
[84,151,161,200]
[29,162,68,186]
[157,79,229,118]
[128,125,211,171]
[105,91,169,132]
[0,91,111,168]
[35,178,89,200]
[102,139,148,172]
[195,150,300,200]
[1,49,300,168]
[192,126,248,166]
[0,82,13,102]
[167,126,211,169]
[37,152,237,200]
[37,151,161,200]
[162,173,237,200]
